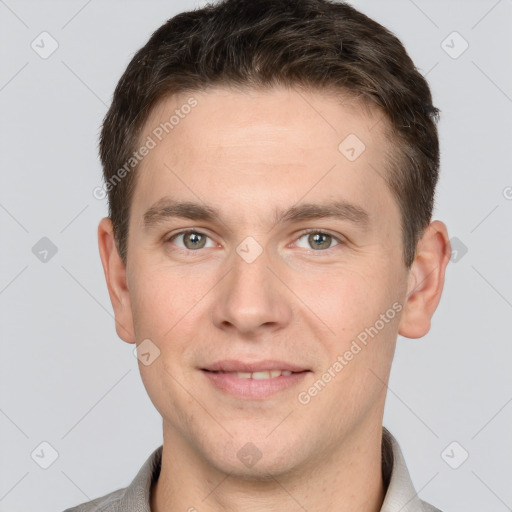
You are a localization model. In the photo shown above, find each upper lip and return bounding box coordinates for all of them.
[202,359,309,373]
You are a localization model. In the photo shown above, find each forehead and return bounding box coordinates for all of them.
[143,85,388,154]
[131,85,398,231]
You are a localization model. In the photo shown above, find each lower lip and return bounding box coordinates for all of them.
[201,370,310,400]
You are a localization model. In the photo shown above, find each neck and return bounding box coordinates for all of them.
[151,421,386,512]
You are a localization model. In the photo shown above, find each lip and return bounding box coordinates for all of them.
[202,359,309,373]
[201,359,310,400]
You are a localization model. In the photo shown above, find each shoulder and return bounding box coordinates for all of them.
[61,445,163,512]
[61,487,125,512]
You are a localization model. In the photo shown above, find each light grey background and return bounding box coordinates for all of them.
[1,0,511,510]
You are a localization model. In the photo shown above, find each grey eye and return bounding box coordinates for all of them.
[172,231,211,250]
[295,232,340,251]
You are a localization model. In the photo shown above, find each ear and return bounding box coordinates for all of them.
[97,217,136,344]
[398,220,451,339]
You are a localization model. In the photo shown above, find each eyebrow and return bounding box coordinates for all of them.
[143,197,370,231]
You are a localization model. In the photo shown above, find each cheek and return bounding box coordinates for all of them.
[298,265,388,332]
[305,263,403,375]
[138,356,196,432]
[129,264,201,339]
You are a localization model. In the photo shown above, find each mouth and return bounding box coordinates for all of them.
[202,369,300,379]
[200,360,311,399]
[201,359,309,373]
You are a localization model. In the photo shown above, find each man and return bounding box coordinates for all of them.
[65,0,451,510]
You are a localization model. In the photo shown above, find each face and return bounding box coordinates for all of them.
[101,86,434,478]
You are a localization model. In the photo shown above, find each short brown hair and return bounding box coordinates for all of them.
[99,0,440,268]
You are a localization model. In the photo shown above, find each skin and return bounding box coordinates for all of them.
[98,86,451,512]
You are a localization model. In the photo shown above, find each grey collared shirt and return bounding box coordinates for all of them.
[63,428,443,512]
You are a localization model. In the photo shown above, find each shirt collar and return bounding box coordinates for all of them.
[117,428,433,512]
[380,427,433,511]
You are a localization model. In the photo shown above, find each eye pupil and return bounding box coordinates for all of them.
[309,232,331,250]
[174,231,337,252]
[184,232,206,249]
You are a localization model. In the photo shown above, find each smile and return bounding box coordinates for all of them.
[205,369,294,379]
[201,366,310,400]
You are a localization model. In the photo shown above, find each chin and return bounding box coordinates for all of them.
[198,428,308,479]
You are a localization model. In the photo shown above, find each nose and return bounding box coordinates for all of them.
[210,246,293,337]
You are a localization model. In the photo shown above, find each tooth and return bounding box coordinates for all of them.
[252,371,271,380]
[270,370,281,378]
[236,372,252,379]
[281,370,292,376]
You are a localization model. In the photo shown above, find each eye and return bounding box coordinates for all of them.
[167,230,217,251]
[165,229,344,253]
[294,230,343,251]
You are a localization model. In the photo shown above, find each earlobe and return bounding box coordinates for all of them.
[398,220,451,339]
[97,217,136,344]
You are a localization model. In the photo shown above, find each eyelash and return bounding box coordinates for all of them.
[165,228,344,254]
